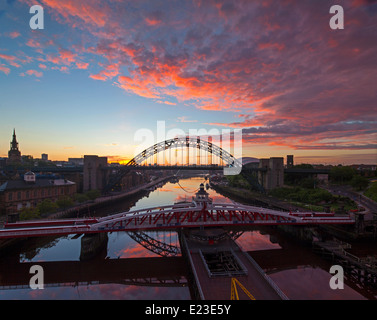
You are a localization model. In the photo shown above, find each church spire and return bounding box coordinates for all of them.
[7,128,21,164]
[10,128,19,151]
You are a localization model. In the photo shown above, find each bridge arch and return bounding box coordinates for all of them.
[126,136,242,169]
[103,136,242,193]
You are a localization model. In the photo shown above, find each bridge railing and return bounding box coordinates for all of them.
[243,250,289,300]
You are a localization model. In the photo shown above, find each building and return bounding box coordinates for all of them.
[41,153,48,161]
[68,158,84,166]
[7,129,21,165]
[287,155,294,168]
[0,171,76,216]
[83,155,108,192]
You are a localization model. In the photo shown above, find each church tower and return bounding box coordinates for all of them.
[7,129,21,164]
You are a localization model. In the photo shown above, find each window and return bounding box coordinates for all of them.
[17,192,21,200]
[8,193,13,201]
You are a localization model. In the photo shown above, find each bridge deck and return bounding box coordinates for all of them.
[181,231,287,300]
[0,202,355,239]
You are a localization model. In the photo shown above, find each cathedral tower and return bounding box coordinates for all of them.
[7,129,21,164]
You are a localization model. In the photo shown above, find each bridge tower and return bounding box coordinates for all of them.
[258,157,284,190]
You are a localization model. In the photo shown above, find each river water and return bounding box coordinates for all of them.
[0,176,375,300]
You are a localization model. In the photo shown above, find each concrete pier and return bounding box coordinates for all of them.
[80,232,108,260]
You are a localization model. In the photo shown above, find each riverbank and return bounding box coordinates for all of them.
[210,182,377,241]
[47,175,174,219]
[211,182,308,212]
[0,175,174,225]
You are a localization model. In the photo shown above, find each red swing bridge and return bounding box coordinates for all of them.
[0,184,355,240]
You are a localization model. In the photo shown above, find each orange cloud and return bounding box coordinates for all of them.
[39,0,108,27]
[145,17,162,26]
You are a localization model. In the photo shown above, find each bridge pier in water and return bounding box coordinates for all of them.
[80,232,108,261]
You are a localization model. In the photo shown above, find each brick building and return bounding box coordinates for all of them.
[0,171,76,216]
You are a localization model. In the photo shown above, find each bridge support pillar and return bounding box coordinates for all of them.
[80,232,108,261]
[258,157,284,190]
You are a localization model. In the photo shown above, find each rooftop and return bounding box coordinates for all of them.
[0,178,75,192]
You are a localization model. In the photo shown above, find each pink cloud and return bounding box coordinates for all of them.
[25,69,43,77]
[8,31,21,39]
[26,39,41,48]
[46,48,77,66]
[0,64,11,75]
[89,73,107,81]
[76,62,89,69]
[0,53,17,62]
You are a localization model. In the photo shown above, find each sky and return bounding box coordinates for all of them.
[0,0,376,165]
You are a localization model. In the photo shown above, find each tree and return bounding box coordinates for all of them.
[350,175,369,191]
[330,166,356,184]
[74,193,89,203]
[85,189,100,200]
[56,196,74,209]
[20,207,40,220]
[37,199,58,215]
[365,182,377,202]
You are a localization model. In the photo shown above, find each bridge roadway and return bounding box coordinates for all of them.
[180,230,288,300]
[0,202,355,239]
[8,165,227,173]
[0,203,355,239]
[8,165,330,174]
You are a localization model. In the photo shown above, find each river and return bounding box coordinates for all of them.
[0,176,375,300]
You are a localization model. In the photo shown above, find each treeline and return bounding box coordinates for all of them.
[365,182,377,202]
[286,164,372,191]
[269,186,356,212]
[329,166,370,190]
[20,189,101,220]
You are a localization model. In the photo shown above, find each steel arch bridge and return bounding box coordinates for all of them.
[104,136,242,193]
[127,136,242,168]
